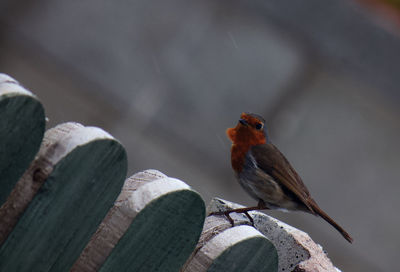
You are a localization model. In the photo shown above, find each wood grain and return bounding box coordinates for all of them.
[0,73,45,206]
[182,215,278,272]
[72,169,205,272]
[0,122,127,271]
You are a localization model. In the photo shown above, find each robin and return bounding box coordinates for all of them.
[212,112,353,243]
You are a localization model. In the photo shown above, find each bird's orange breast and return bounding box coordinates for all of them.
[226,125,266,173]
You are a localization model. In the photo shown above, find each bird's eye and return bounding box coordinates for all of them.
[255,123,263,130]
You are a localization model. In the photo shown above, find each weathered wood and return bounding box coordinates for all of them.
[208,198,339,272]
[71,169,167,271]
[207,227,277,272]
[0,122,127,272]
[0,73,45,206]
[181,215,278,272]
[73,169,205,272]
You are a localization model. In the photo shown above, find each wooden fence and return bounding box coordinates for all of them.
[0,73,339,272]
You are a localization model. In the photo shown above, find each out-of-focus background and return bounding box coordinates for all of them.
[1,0,399,271]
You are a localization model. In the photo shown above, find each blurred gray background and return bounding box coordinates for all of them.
[1,0,399,271]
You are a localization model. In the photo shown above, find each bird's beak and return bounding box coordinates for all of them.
[239,119,248,126]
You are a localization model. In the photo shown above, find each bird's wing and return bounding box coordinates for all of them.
[251,143,353,243]
[250,143,314,211]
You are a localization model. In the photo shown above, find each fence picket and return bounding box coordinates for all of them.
[0,122,127,271]
[182,216,278,272]
[0,73,45,206]
[0,73,340,272]
[74,170,206,272]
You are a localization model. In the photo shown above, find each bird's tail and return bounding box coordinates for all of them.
[309,200,353,243]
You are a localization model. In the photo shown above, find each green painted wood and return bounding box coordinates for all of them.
[0,93,45,205]
[99,189,205,272]
[0,139,127,271]
[208,236,278,272]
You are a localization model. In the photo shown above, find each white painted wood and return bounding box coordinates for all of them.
[200,225,264,262]
[41,123,113,166]
[182,212,278,272]
[0,73,33,96]
[127,177,190,214]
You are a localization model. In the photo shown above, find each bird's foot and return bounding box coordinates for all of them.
[209,210,235,226]
[243,211,254,226]
[209,209,255,227]
[209,201,267,226]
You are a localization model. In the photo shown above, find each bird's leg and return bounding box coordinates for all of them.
[243,211,254,225]
[209,200,268,226]
[223,211,235,226]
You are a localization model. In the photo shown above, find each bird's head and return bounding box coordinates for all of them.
[226,112,269,146]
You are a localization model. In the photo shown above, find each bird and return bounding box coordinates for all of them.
[212,112,353,243]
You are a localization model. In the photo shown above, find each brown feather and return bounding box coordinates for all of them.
[309,200,353,243]
[250,143,313,210]
[250,143,353,243]
[226,112,352,243]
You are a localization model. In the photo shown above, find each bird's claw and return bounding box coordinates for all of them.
[209,211,235,226]
[209,210,254,227]
[243,211,255,226]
